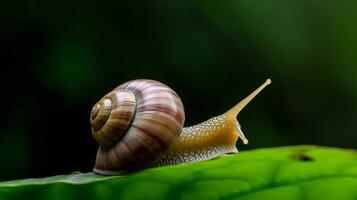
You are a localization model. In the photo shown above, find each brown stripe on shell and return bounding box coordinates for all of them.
[134,113,182,139]
[136,88,184,124]
[118,80,160,95]
[94,143,137,172]
[121,139,141,163]
[131,125,169,149]
[122,129,161,161]
[94,128,163,173]
[113,141,141,170]
[93,80,185,175]
[121,80,169,99]
[137,105,184,124]
[135,112,182,139]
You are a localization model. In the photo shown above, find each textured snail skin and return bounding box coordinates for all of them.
[156,114,242,166]
[91,79,271,175]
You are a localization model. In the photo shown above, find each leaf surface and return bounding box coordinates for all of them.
[1,146,356,200]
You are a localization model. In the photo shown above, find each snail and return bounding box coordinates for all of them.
[90,79,271,175]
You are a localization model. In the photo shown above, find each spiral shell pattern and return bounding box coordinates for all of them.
[91,80,185,175]
[90,90,136,147]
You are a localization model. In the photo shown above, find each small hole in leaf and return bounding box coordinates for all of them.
[291,154,314,162]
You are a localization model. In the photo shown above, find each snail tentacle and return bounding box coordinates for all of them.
[156,79,272,166]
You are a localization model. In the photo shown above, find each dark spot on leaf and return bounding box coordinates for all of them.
[352,151,357,158]
[291,154,314,162]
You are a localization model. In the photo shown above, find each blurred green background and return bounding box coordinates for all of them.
[1,0,357,181]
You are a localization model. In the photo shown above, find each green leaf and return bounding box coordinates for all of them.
[0,145,356,200]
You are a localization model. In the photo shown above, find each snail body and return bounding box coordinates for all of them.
[91,79,271,175]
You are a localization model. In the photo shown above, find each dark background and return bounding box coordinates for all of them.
[1,1,357,181]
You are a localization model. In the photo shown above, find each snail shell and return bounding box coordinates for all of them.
[90,80,185,174]
[90,79,271,175]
